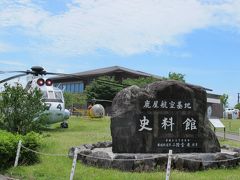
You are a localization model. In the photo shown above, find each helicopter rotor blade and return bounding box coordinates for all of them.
[0,70,28,74]
[45,72,77,76]
[0,66,85,84]
[0,73,28,84]
[46,72,86,81]
[91,98,113,103]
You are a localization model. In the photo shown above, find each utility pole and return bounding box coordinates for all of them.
[238,93,240,104]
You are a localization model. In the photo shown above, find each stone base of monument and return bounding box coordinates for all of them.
[69,142,240,172]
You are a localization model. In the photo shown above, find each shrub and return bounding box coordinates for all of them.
[235,103,240,110]
[0,131,17,169]
[0,130,42,170]
[0,83,46,135]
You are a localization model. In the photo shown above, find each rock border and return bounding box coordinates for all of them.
[69,142,240,172]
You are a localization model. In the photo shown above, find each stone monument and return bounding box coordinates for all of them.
[69,80,240,172]
[111,80,220,153]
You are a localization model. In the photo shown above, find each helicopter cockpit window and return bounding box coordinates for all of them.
[42,90,63,103]
[42,91,48,99]
[55,91,63,100]
[48,91,55,99]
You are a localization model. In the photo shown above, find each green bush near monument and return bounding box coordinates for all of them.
[0,130,42,170]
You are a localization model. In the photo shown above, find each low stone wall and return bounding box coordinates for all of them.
[69,142,240,172]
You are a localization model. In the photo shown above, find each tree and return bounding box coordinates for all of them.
[235,103,240,110]
[84,76,123,103]
[220,93,229,108]
[0,83,46,135]
[63,92,87,109]
[168,72,185,82]
[123,77,159,87]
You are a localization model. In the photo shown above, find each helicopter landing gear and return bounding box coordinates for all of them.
[60,122,68,128]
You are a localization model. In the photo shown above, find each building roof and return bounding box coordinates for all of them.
[51,65,216,95]
[75,66,153,76]
[52,66,162,80]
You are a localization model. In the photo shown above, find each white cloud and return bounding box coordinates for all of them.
[0,60,25,67]
[215,0,240,28]
[0,43,15,52]
[1,0,240,55]
[39,0,213,55]
[0,0,49,30]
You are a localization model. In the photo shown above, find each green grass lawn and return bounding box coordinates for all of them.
[2,116,240,180]
[215,119,240,134]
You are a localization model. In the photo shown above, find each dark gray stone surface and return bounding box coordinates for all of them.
[111,80,220,153]
[68,142,240,172]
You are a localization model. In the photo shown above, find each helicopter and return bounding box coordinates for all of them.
[86,98,113,118]
[0,66,70,128]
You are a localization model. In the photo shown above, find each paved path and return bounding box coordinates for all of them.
[0,175,19,180]
[216,131,240,141]
[0,175,7,180]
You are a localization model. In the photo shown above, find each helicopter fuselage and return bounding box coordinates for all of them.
[29,77,70,125]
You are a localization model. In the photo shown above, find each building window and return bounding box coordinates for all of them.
[74,83,78,92]
[80,83,84,92]
[66,84,70,92]
[70,84,74,92]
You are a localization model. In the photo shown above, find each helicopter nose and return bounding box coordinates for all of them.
[64,109,70,119]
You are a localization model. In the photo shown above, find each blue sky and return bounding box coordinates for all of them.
[0,0,240,107]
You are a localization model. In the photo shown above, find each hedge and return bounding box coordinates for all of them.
[0,130,42,169]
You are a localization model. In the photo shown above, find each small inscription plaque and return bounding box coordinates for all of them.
[155,138,199,152]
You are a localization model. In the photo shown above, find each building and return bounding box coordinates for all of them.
[52,66,223,118]
[207,93,223,118]
[52,66,159,93]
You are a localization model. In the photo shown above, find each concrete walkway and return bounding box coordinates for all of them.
[0,174,19,180]
[0,175,7,180]
[216,131,240,141]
